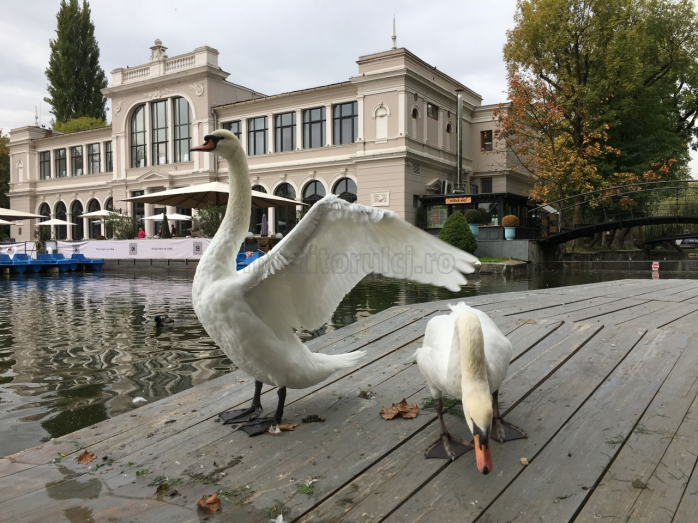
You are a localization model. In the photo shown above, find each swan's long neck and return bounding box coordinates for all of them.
[456,312,489,390]
[198,148,251,280]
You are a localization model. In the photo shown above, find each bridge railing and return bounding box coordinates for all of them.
[532,181,698,239]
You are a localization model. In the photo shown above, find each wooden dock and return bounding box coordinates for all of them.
[3,278,698,522]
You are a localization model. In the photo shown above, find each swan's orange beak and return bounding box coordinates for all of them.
[474,433,493,475]
[191,135,217,152]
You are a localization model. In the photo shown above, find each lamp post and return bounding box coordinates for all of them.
[452,89,465,194]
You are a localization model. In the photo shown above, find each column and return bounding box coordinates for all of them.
[166,205,176,234]
[166,99,174,166]
[144,102,152,168]
[51,212,56,240]
[83,216,89,239]
[423,100,429,143]
[66,213,73,240]
[100,141,105,175]
[357,96,364,142]
[295,109,303,150]
[239,119,247,155]
[192,122,200,171]
[267,114,274,153]
[269,207,276,235]
[325,104,332,146]
[100,220,106,238]
[438,109,444,148]
[144,188,154,237]
[66,148,72,178]
[398,89,406,136]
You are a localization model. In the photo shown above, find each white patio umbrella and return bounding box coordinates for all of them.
[36,218,77,226]
[80,210,123,219]
[0,208,44,220]
[142,213,193,221]
[0,218,15,226]
[121,181,304,209]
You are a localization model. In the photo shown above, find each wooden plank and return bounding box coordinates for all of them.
[631,281,698,303]
[0,460,33,479]
[516,296,625,321]
[473,330,692,523]
[545,298,650,324]
[576,377,698,522]
[619,301,698,330]
[660,309,698,337]
[586,299,673,326]
[509,320,563,361]
[299,326,643,523]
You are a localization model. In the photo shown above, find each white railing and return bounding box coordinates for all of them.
[123,67,150,82]
[165,55,196,72]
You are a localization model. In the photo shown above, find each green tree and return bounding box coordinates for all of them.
[53,116,107,134]
[499,0,698,203]
[197,204,226,238]
[438,212,478,254]
[161,214,171,238]
[45,0,108,124]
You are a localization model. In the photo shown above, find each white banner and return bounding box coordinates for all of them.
[0,241,37,258]
[58,238,212,259]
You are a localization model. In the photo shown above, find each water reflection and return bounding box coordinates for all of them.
[0,270,678,456]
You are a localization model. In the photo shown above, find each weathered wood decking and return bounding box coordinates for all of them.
[3,279,698,522]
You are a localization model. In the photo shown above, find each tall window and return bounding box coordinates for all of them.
[427,102,439,119]
[303,180,326,206]
[131,105,147,168]
[481,130,493,151]
[248,116,267,156]
[274,183,297,234]
[71,200,84,240]
[105,141,113,172]
[173,97,191,162]
[39,151,51,180]
[303,107,325,149]
[55,202,67,240]
[131,190,145,226]
[87,199,101,238]
[55,149,66,178]
[71,146,83,176]
[222,120,242,141]
[151,100,168,165]
[333,177,357,203]
[275,112,296,152]
[333,102,358,145]
[481,177,493,194]
[88,143,100,174]
[250,185,268,235]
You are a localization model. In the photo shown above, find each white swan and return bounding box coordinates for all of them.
[415,302,526,474]
[191,130,479,436]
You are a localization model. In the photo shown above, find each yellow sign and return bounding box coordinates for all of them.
[445,197,472,204]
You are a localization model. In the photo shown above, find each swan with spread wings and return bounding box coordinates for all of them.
[191,129,479,436]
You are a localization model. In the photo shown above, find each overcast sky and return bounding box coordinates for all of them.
[1,0,696,174]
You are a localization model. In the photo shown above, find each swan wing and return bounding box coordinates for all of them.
[241,195,479,331]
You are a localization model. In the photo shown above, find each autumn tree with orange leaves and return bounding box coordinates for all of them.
[496,0,698,210]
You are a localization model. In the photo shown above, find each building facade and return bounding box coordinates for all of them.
[7,39,530,241]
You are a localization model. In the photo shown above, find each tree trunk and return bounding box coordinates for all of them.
[603,230,616,248]
[588,232,602,248]
[612,227,630,249]
[636,227,645,249]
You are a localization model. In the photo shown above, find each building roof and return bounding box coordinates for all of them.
[212,80,352,110]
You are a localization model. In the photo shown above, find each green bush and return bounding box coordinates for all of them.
[198,204,226,238]
[502,215,520,227]
[438,211,477,254]
[104,214,138,239]
[464,209,483,224]
[53,117,108,134]
[161,214,172,238]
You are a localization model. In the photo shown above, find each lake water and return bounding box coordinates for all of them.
[0,270,676,456]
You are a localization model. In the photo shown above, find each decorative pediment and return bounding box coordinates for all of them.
[425,178,443,192]
[136,169,173,183]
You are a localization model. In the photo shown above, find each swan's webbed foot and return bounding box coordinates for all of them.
[238,416,278,437]
[218,406,263,424]
[425,433,473,461]
[491,417,527,443]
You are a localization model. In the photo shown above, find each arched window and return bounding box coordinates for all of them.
[333,177,357,203]
[87,200,101,238]
[55,202,67,240]
[250,185,268,235]
[105,197,113,211]
[446,123,452,133]
[131,105,147,168]
[274,183,297,234]
[71,201,84,240]
[303,180,326,206]
[411,107,419,119]
[39,203,50,221]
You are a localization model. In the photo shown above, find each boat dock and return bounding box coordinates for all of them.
[3,279,698,522]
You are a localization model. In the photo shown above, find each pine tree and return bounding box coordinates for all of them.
[44,0,108,124]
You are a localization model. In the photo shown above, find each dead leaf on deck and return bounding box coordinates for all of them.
[380,399,419,420]
[520,457,529,466]
[197,493,221,514]
[278,423,298,431]
[77,451,96,464]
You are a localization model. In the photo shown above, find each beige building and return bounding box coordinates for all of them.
[7,39,529,242]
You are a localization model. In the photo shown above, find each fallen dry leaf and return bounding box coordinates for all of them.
[197,493,221,514]
[278,423,298,431]
[380,398,419,420]
[77,451,96,464]
[520,457,529,466]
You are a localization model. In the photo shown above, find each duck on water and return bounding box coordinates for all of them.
[190,129,479,436]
